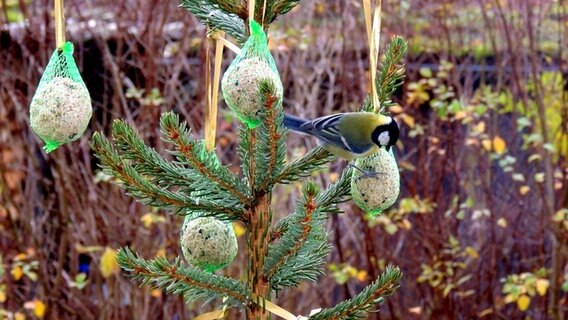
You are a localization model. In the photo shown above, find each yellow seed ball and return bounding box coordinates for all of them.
[180,216,238,272]
[30,77,92,151]
[221,56,283,128]
[351,148,400,215]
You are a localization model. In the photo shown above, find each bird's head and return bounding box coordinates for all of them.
[371,116,399,151]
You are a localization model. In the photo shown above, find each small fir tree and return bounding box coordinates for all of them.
[91,1,407,318]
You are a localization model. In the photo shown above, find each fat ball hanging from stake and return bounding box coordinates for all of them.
[350,148,400,216]
[221,20,283,128]
[29,0,92,153]
[180,215,238,272]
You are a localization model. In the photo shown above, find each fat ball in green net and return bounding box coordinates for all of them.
[221,20,283,128]
[30,42,92,153]
[180,215,238,272]
[351,148,400,217]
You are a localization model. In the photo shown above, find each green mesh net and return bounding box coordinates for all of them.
[221,20,283,128]
[30,42,92,153]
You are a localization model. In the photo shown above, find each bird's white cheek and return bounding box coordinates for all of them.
[378,131,390,145]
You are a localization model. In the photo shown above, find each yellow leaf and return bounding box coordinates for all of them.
[536,279,549,296]
[155,248,166,258]
[477,308,493,317]
[75,244,103,253]
[401,114,415,128]
[465,246,479,259]
[141,213,154,228]
[493,136,506,154]
[150,289,162,298]
[517,295,530,311]
[100,247,119,278]
[504,294,515,304]
[33,300,46,318]
[474,121,486,134]
[315,2,326,14]
[357,270,368,282]
[389,105,404,113]
[329,172,339,183]
[14,253,27,261]
[465,138,479,146]
[232,222,246,238]
[481,139,492,152]
[347,266,358,277]
[519,186,530,195]
[497,218,507,228]
[0,286,6,303]
[400,218,413,230]
[14,312,26,320]
[454,110,467,120]
[11,265,23,281]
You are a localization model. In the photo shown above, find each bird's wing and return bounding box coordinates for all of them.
[303,114,371,154]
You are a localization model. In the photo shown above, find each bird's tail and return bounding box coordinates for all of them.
[282,114,309,132]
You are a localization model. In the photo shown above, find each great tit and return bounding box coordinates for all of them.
[283,112,399,161]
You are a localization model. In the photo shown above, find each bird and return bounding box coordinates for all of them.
[283,112,399,175]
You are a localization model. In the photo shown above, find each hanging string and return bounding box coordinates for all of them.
[54,0,66,49]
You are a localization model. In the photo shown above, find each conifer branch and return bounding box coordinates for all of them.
[266,0,302,23]
[110,119,203,189]
[363,36,408,113]
[91,132,244,220]
[264,181,331,290]
[180,0,247,43]
[275,147,336,184]
[269,167,352,244]
[160,112,251,205]
[116,247,249,306]
[237,81,286,197]
[264,182,318,279]
[256,80,286,192]
[308,266,402,320]
[207,0,245,17]
[316,167,353,214]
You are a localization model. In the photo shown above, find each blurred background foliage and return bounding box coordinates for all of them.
[1,0,567,319]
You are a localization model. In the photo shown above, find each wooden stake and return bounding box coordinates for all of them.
[54,0,65,49]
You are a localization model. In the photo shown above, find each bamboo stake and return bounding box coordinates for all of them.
[262,0,268,26]
[249,0,256,29]
[210,33,241,54]
[204,36,214,151]
[54,0,65,49]
[205,31,226,152]
[370,4,382,113]
[363,0,372,44]
[362,0,383,113]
